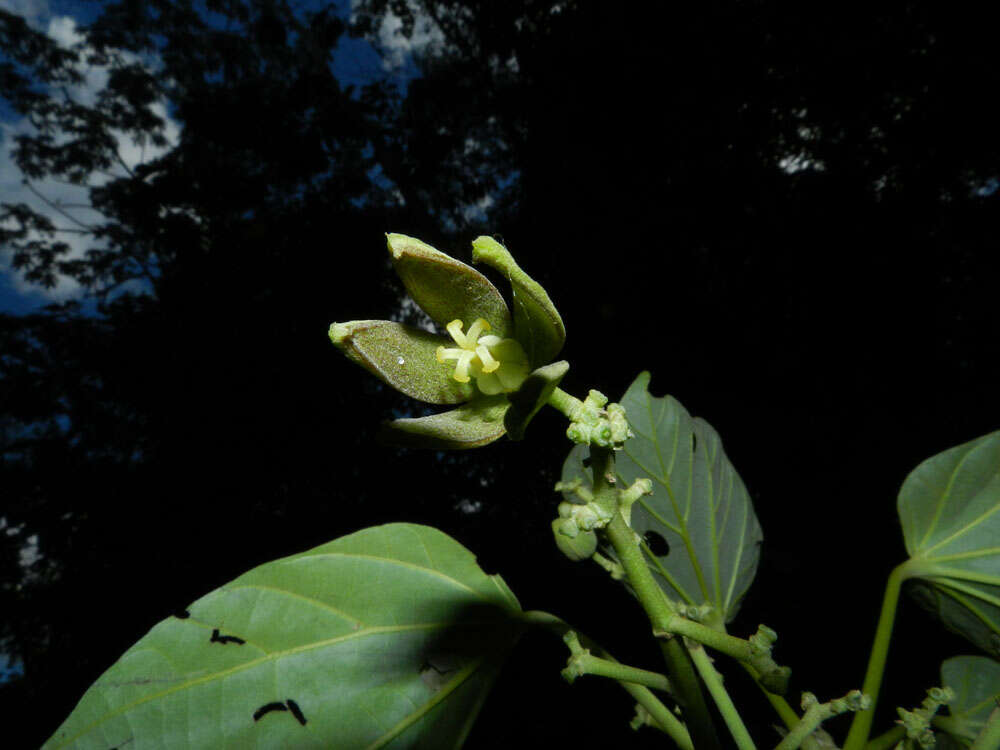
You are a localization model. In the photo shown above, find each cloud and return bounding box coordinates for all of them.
[0,0,50,25]
[352,0,446,72]
[0,13,181,305]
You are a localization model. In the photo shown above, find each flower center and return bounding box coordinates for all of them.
[436,318,529,395]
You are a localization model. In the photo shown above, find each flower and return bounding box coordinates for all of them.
[329,234,567,449]
[435,318,530,395]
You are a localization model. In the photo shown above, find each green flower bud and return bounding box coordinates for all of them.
[552,519,598,562]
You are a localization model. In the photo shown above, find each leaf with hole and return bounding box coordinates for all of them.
[560,372,763,623]
[898,430,1000,655]
[935,655,1000,746]
[44,523,524,749]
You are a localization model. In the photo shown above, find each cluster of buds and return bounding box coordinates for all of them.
[896,687,955,748]
[551,476,653,562]
[563,389,631,448]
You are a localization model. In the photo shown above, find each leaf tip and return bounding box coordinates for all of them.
[328,321,351,346]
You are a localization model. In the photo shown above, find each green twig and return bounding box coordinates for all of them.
[778,692,871,750]
[547,386,586,420]
[522,612,692,750]
[688,642,757,750]
[863,724,905,750]
[660,638,723,750]
[563,649,672,693]
[620,681,694,750]
[931,715,966,737]
[593,446,722,750]
[741,662,800,731]
[844,561,914,750]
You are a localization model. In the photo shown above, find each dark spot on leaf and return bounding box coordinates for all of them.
[210,628,246,645]
[643,530,670,557]
[286,699,307,726]
[582,456,592,468]
[421,659,454,675]
[174,609,190,619]
[421,652,463,692]
[691,434,698,452]
[253,702,288,721]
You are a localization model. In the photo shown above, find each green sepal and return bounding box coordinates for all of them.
[504,360,569,440]
[387,234,512,337]
[379,396,510,449]
[471,236,565,367]
[329,320,473,404]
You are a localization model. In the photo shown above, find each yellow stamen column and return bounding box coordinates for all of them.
[435,318,529,395]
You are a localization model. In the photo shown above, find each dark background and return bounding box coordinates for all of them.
[2,1,998,747]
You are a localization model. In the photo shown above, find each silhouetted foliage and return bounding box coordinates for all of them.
[2,1,999,746]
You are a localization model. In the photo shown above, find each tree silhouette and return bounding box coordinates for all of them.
[2,2,999,747]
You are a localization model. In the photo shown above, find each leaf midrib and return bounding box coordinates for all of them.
[637,391,712,603]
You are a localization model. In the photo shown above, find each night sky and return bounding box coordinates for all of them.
[2,2,998,748]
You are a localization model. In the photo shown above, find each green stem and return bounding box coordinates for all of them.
[664,617,757,661]
[620,681,694,750]
[522,611,693,750]
[591,550,625,579]
[567,652,672,692]
[688,642,756,750]
[660,639,723,750]
[844,561,913,750]
[775,701,834,750]
[971,707,1000,750]
[593,446,722,750]
[741,662,799,731]
[865,725,905,750]
[547,386,585,420]
[932,715,966,736]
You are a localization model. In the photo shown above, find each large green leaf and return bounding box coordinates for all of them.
[45,523,524,749]
[936,655,1000,746]
[561,372,763,623]
[898,430,1000,655]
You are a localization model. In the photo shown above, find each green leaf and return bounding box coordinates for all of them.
[387,234,512,337]
[937,655,1000,745]
[560,372,763,623]
[329,320,473,404]
[471,236,565,368]
[379,396,510,450]
[898,430,1000,655]
[504,360,569,440]
[45,523,523,749]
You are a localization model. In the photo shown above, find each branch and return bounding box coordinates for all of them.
[23,180,97,232]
